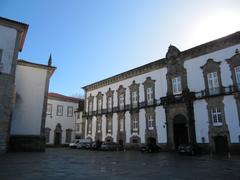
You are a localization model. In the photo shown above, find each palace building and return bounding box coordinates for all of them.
[82,31,240,154]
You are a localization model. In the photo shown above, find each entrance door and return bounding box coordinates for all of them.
[214,136,229,155]
[54,132,61,145]
[173,114,189,149]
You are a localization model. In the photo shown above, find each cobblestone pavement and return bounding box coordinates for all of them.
[0,148,240,180]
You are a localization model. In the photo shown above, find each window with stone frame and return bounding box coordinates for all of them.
[207,72,220,95]
[211,107,223,126]
[119,117,124,132]
[65,129,72,143]
[172,76,182,95]
[129,81,140,109]
[96,92,103,114]
[47,103,52,115]
[75,123,80,131]
[88,94,94,115]
[227,49,240,91]
[235,66,240,90]
[145,107,155,130]
[45,128,51,143]
[201,59,222,96]
[87,118,92,135]
[131,112,139,133]
[67,106,73,117]
[106,88,114,113]
[117,85,126,111]
[96,117,102,133]
[56,105,63,116]
[143,77,155,105]
[106,115,112,134]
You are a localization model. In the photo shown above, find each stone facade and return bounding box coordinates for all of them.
[82,31,240,154]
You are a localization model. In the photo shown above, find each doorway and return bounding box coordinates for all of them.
[54,123,62,146]
[173,114,189,149]
[214,136,229,155]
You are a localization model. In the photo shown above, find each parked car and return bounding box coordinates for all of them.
[69,139,81,148]
[100,142,121,151]
[90,141,103,150]
[76,139,92,149]
[140,144,161,153]
[178,144,202,155]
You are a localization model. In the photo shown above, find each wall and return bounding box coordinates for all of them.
[11,64,47,135]
[0,25,17,74]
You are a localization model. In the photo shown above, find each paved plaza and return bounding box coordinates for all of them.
[0,148,240,180]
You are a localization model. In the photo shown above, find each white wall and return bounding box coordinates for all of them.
[0,25,17,74]
[184,44,240,92]
[194,100,209,143]
[45,99,78,144]
[224,95,240,143]
[11,64,47,135]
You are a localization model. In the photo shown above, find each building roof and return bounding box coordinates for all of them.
[0,16,29,52]
[17,60,56,76]
[82,31,240,91]
[48,92,82,103]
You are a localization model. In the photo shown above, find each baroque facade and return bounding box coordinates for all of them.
[82,32,240,154]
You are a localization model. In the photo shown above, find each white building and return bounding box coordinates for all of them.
[10,60,55,151]
[45,93,80,146]
[0,16,28,152]
[83,32,240,154]
[0,17,55,152]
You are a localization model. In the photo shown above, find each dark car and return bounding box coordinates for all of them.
[91,141,103,150]
[141,144,161,153]
[178,144,202,155]
[100,142,122,151]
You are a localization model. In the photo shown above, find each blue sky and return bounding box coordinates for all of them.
[1,0,240,97]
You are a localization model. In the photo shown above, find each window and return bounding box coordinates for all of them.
[107,96,112,112]
[119,118,124,132]
[147,115,154,130]
[146,87,153,105]
[97,120,101,133]
[172,76,182,95]
[97,98,102,113]
[87,119,92,134]
[77,112,80,119]
[75,123,80,131]
[132,116,138,132]
[207,72,220,95]
[211,107,223,126]
[132,91,138,108]
[47,104,52,115]
[45,128,51,143]
[67,106,73,117]
[107,117,112,133]
[65,129,72,143]
[235,66,240,90]
[56,105,63,116]
[119,94,125,110]
[88,101,93,115]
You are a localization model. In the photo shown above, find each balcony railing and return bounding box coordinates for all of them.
[195,85,239,99]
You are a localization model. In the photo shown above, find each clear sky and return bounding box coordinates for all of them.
[1,0,240,97]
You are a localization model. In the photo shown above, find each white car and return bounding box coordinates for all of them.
[69,139,81,148]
